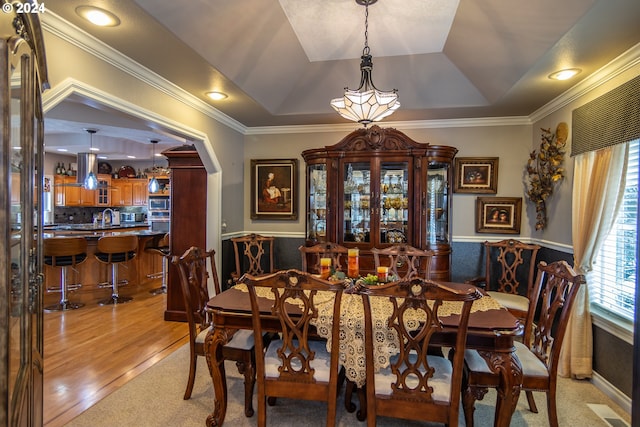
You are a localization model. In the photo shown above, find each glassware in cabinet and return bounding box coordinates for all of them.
[342,162,371,243]
[307,164,327,241]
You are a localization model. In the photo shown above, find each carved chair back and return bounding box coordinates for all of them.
[371,244,434,280]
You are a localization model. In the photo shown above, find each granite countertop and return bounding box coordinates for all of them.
[43,222,149,232]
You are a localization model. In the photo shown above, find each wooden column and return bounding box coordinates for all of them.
[164,145,207,321]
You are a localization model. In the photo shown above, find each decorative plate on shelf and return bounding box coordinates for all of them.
[98,162,112,175]
[118,165,136,178]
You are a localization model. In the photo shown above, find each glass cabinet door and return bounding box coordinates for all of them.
[379,161,410,245]
[342,161,371,243]
[307,164,327,241]
[426,161,450,245]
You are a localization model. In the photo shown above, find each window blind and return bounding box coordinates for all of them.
[572,74,640,157]
[591,139,638,320]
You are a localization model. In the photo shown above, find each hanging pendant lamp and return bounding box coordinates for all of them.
[148,139,160,193]
[82,129,98,190]
[330,0,399,126]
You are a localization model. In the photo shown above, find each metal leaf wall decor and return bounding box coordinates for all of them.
[525,122,567,230]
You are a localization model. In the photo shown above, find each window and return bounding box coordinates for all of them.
[590,139,638,321]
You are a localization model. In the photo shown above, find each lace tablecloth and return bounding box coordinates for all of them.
[234,284,502,387]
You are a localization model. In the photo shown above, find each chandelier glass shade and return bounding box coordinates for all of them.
[148,140,160,193]
[330,0,399,125]
[83,129,98,190]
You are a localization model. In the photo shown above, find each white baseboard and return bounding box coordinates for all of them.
[592,371,632,415]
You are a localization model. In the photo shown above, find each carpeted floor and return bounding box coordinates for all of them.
[66,344,630,426]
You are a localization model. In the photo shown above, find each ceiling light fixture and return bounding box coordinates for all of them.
[80,129,98,190]
[148,140,160,193]
[330,0,400,126]
[206,91,228,101]
[548,68,581,81]
[76,6,121,27]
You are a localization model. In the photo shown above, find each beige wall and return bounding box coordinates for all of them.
[243,123,540,242]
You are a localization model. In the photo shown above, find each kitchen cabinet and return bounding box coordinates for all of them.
[95,174,111,206]
[54,175,95,206]
[301,125,457,280]
[110,179,133,206]
[132,179,148,206]
[111,178,147,206]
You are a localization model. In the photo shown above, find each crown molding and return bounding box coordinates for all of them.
[530,42,640,123]
[41,11,247,135]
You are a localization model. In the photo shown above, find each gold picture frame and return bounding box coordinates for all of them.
[476,197,522,234]
[454,157,499,193]
[250,158,298,220]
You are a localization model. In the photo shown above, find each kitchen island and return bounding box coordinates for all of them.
[43,223,167,307]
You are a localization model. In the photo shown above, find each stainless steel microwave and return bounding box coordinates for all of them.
[148,197,170,211]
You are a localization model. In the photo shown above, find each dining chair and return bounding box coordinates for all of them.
[242,269,346,427]
[462,260,586,427]
[357,277,482,427]
[230,233,275,285]
[173,246,261,417]
[466,239,541,343]
[371,244,434,280]
[298,242,349,274]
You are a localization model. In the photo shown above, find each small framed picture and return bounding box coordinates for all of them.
[454,157,499,193]
[250,158,298,220]
[476,197,522,234]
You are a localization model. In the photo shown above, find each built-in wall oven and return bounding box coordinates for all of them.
[148,195,170,232]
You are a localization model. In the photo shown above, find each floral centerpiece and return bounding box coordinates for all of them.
[525,122,568,230]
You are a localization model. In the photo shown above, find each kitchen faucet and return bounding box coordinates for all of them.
[102,208,114,227]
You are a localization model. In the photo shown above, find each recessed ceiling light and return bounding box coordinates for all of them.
[90,147,100,152]
[76,6,121,27]
[127,155,136,159]
[206,91,228,101]
[57,148,68,152]
[97,156,108,159]
[548,68,581,81]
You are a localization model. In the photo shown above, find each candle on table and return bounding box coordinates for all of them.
[377,266,389,282]
[320,257,331,279]
[347,248,359,278]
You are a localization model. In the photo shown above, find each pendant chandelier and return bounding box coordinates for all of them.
[83,129,98,190]
[148,139,160,193]
[330,0,400,126]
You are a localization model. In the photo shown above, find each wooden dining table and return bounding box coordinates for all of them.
[203,272,523,427]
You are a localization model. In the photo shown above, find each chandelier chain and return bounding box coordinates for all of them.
[363,2,370,55]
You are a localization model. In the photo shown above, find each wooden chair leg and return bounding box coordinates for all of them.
[236,358,255,417]
[183,346,197,400]
[344,379,357,413]
[462,384,488,427]
[546,388,559,427]
[526,390,538,413]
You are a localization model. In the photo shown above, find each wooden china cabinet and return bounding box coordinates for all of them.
[301,126,457,280]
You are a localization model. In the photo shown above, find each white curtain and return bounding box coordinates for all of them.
[560,142,629,378]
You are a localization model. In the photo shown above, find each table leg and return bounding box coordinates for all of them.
[480,349,522,427]
[204,325,231,427]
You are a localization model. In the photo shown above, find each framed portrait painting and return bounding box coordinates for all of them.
[454,157,499,193]
[250,158,298,220]
[475,197,522,234]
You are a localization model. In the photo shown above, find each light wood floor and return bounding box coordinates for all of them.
[43,282,189,427]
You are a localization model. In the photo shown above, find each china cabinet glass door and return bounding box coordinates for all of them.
[1,13,47,424]
[342,161,372,243]
[307,164,327,241]
[426,161,450,245]
[379,161,409,244]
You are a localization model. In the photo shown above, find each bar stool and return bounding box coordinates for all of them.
[95,235,138,305]
[44,237,87,311]
[145,233,170,295]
